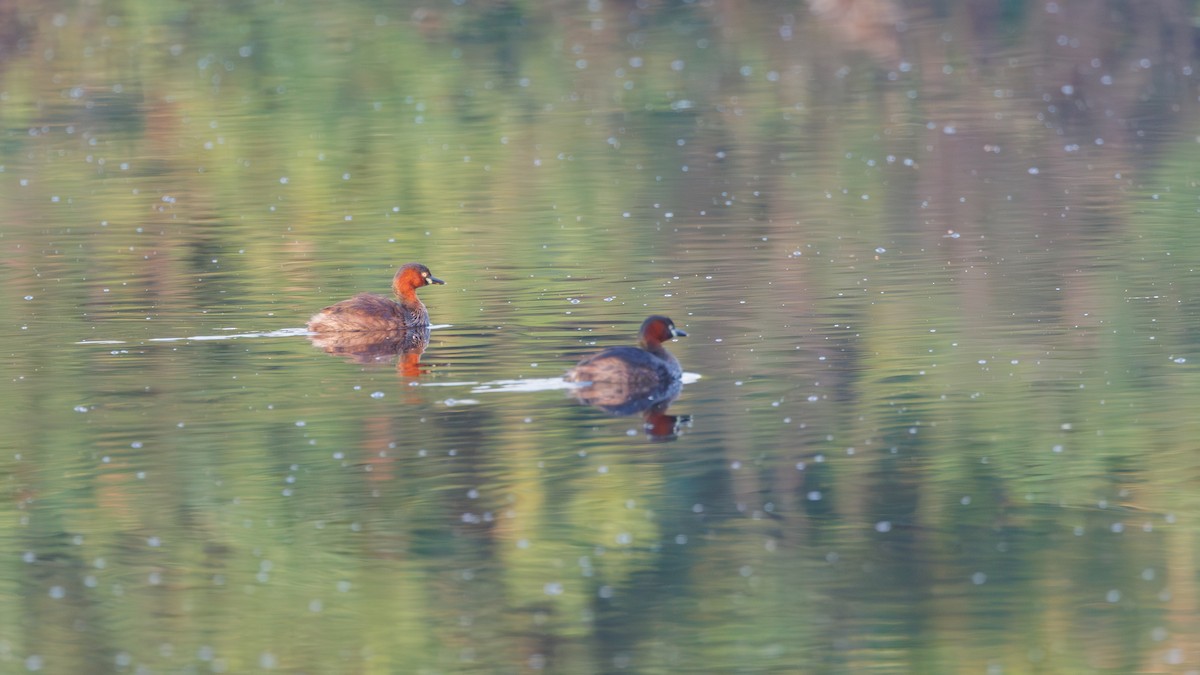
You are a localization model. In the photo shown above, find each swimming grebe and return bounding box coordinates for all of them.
[565,315,686,387]
[307,262,444,332]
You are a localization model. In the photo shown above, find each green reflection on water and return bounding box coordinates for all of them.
[1,0,1199,672]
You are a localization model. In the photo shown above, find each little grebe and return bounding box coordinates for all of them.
[565,315,687,388]
[307,262,444,332]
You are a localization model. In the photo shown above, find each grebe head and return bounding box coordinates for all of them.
[392,262,445,295]
[639,315,686,348]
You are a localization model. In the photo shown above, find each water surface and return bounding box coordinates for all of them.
[3,1,1200,672]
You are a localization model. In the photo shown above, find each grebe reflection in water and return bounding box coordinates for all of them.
[308,326,432,377]
[570,376,691,441]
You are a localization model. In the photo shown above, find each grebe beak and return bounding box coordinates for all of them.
[427,275,445,285]
[671,326,687,338]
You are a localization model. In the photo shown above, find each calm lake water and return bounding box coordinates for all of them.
[3,0,1200,672]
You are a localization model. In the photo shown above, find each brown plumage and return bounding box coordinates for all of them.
[307,263,444,332]
[565,315,686,388]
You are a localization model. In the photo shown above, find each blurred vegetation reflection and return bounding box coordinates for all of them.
[2,0,1200,672]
